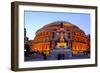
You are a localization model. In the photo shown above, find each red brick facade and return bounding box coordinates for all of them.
[31,21,89,55]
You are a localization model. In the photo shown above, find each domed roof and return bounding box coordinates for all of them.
[43,21,79,29]
[36,21,81,33]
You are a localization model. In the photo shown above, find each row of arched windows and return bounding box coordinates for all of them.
[51,31,72,40]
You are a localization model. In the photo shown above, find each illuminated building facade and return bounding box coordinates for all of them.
[31,21,89,55]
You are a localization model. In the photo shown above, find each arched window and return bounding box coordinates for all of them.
[46,37,49,41]
[56,32,59,40]
[68,33,70,39]
[52,32,55,39]
[56,32,59,35]
[64,33,68,40]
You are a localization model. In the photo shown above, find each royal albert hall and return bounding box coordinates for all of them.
[31,21,89,55]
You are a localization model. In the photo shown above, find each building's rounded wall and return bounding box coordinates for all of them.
[31,21,89,55]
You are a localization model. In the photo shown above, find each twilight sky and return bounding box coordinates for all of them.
[24,11,90,40]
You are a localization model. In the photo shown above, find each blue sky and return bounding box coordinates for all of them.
[24,11,90,40]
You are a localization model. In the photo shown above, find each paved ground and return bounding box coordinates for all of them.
[25,54,90,62]
[24,49,90,61]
